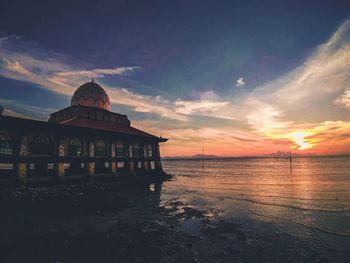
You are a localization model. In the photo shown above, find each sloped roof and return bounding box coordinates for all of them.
[60,117,167,141]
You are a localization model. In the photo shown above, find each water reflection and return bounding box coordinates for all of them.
[162,156,350,259]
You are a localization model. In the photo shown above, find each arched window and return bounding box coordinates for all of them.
[58,113,63,121]
[147,144,153,158]
[129,143,139,158]
[115,141,125,158]
[95,139,106,157]
[0,130,13,155]
[143,145,147,157]
[31,134,52,155]
[69,137,82,157]
[143,144,153,158]
[128,144,132,157]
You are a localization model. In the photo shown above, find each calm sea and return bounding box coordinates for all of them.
[161,156,350,261]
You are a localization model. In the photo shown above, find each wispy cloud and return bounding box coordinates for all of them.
[335,87,350,109]
[48,67,138,89]
[287,121,350,151]
[251,19,350,116]
[56,67,137,78]
[131,19,350,155]
[237,19,350,152]
[174,99,230,116]
[133,119,270,156]
[2,108,31,119]
[0,36,234,123]
[246,99,292,136]
[199,90,220,100]
[107,88,234,121]
[235,77,245,87]
[1,58,33,77]
[1,19,350,156]
[0,98,58,120]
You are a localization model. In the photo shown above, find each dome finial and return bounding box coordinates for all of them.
[91,78,94,83]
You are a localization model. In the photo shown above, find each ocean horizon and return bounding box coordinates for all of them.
[162,154,350,160]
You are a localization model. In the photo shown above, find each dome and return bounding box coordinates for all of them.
[71,81,110,111]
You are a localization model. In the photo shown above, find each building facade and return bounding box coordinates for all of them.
[0,81,167,185]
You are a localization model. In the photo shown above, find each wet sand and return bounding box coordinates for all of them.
[0,178,345,263]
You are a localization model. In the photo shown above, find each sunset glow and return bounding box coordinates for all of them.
[1,3,350,157]
[287,131,315,150]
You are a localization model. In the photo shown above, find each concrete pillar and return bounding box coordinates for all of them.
[155,144,163,172]
[157,160,163,172]
[88,141,95,177]
[17,163,27,185]
[87,162,95,176]
[89,141,95,158]
[111,143,115,158]
[110,143,116,175]
[130,160,134,174]
[57,163,65,183]
[57,139,65,183]
[143,144,147,159]
[18,136,28,185]
[156,143,160,158]
[111,162,116,173]
[19,136,28,156]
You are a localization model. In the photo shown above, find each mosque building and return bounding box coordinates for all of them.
[0,81,167,185]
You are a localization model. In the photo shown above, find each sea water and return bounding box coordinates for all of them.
[162,156,350,261]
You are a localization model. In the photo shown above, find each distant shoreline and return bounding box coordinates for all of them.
[162,154,350,161]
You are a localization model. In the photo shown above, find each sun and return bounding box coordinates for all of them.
[287,131,315,150]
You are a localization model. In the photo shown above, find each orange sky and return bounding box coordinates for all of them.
[1,20,350,157]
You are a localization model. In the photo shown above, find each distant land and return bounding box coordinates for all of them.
[163,154,219,160]
[191,154,220,159]
[263,151,316,157]
[163,151,320,160]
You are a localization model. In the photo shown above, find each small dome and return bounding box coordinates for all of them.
[71,81,110,111]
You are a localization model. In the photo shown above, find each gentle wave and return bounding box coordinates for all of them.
[249,209,350,238]
[163,185,350,213]
[165,184,350,201]
[162,157,350,257]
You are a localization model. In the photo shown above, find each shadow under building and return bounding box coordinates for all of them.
[0,81,167,185]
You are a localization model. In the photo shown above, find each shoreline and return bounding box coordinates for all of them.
[0,180,197,262]
[0,179,342,263]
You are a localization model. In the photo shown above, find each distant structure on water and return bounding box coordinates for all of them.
[0,81,167,185]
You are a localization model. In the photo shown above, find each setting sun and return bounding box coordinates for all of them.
[287,131,315,150]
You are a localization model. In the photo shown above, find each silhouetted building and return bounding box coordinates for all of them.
[0,81,167,185]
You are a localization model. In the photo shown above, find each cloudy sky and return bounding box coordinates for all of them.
[1,0,350,156]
